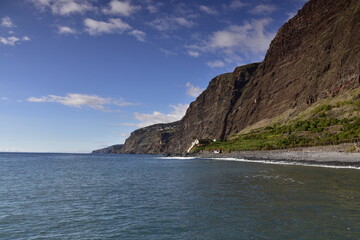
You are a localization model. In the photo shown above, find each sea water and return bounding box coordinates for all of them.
[0,153,359,239]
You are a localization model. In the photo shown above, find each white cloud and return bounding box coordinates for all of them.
[30,0,95,15]
[189,18,275,63]
[230,0,246,9]
[58,26,76,34]
[250,4,277,15]
[27,97,48,103]
[128,29,146,42]
[174,17,194,27]
[112,99,135,107]
[207,60,225,68]
[84,18,145,41]
[186,82,204,97]
[1,17,15,28]
[199,5,217,15]
[1,97,9,101]
[149,18,171,31]
[147,5,157,13]
[120,104,188,128]
[84,18,131,36]
[132,104,188,127]
[187,50,200,58]
[0,17,30,46]
[27,93,134,111]
[0,36,20,45]
[144,0,163,13]
[149,16,194,31]
[102,0,141,16]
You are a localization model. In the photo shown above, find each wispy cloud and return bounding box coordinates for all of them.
[84,18,145,41]
[149,16,195,31]
[1,17,15,28]
[58,25,76,34]
[121,104,188,127]
[229,0,247,9]
[102,0,141,16]
[207,60,225,68]
[250,4,277,15]
[0,35,30,46]
[128,29,146,42]
[27,93,135,111]
[186,82,204,97]
[0,17,30,46]
[0,36,20,45]
[187,50,200,58]
[1,97,9,101]
[84,18,131,35]
[30,0,95,15]
[199,5,217,15]
[146,1,163,13]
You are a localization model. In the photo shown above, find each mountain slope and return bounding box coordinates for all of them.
[120,0,360,155]
[224,0,360,137]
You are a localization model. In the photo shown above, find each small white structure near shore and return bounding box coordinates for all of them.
[187,139,212,153]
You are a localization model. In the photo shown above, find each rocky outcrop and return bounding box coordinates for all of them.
[120,122,180,154]
[120,0,360,155]
[92,144,123,154]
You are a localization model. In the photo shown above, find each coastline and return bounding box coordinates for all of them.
[191,150,360,168]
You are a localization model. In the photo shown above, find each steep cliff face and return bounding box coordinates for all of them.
[121,0,360,154]
[120,122,180,154]
[163,63,260,154]
[225,0,360,136]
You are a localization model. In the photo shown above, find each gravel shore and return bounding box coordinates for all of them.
[195,150,360,167]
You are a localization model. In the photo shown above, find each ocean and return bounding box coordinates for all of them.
[0,153,359,239]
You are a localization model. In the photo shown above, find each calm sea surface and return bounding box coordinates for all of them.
[0,153,359,240]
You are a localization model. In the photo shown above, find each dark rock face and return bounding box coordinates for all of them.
[120,122,180,154]
[224,0,360,135]
[163,63,260,154]
[121,0,360,154]
[92,144,124,154]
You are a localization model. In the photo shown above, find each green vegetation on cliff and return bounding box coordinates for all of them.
[196,90,360,152]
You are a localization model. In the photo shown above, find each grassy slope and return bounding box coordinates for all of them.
[196,88,360,152]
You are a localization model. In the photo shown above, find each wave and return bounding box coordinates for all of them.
[157,156,198,160]
[207,157,360,170]
[158,156,360,170]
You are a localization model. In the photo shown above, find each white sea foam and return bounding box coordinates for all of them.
[157,156,197,160]
[207,157,360,170]
[158,156,360,170]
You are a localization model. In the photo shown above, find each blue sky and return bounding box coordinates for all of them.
[0,0,307,153]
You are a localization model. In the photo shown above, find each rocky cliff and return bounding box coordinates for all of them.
[120,122,180,154]
[120,0,360,155]
[92,144,124,154]
[224,0,360,137]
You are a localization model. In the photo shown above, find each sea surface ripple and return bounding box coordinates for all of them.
[0,153,359,239]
